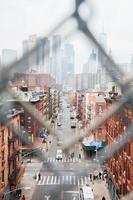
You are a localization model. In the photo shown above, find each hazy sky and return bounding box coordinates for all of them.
[0,0,133,72]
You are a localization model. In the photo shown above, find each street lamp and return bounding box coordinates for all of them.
[4,186,31,200]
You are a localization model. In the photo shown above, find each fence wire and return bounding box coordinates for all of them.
[1,0,133,199]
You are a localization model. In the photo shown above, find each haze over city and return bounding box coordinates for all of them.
[0,0,133,72]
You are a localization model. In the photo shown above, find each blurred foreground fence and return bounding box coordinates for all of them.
[1,0,133,199]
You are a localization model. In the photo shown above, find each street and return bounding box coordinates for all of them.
[20,96,110,200]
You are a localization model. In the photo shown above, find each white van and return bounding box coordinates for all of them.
[56,149,63,160]
[80,185,94,200]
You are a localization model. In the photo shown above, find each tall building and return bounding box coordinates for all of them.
[23,35,37,73]
[52,35,61,84]
[98,31,107,67]
[37,37,50,73]
[62,43,75,84]
[23,35,50,73]
[2,49,17,66]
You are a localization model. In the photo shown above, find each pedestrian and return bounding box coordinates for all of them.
[21,195,26,200]
[79,153,81,159]
[90,173,92,181]
[102,196,106,200]
[38,172,41,181]
[99,172,102,179]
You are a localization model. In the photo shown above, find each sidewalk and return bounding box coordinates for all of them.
[90,179,111,200]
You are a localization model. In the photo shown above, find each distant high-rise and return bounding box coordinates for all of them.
[82,50,97,74]
[62,43,75,84]
[23,34,37,73]
[52,35,61,84]
[2,49,17,66]
[22,35,50,73]
[37,37,50,73]
[98,31,107,67]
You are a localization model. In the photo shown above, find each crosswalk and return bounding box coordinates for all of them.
[44,157,81,163]
[37,175,90,186]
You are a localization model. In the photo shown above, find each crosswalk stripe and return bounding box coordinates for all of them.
[73,176,76,185]
[66,176,68,184]
[37,176,90,185]
[54,176,57,184]
[46,176,50,184]
[42,176,46,185]
[81,177,84,185]
[57,176,61,184]
[45,157,80,163]
[38,176,42,185]
[69,176,72,184]
[62,176,64,184]
[50,176,54,184]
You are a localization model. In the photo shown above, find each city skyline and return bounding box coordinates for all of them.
[0,0,133,73]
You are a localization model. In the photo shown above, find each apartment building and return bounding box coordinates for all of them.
[105,92,133,199]
[0,108,24,199]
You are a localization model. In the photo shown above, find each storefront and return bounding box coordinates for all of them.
[82,140,106,158]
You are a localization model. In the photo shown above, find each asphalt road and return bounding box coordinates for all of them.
[30,97,86,200]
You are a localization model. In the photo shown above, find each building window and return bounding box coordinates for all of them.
[98,105,103,114]
[127,165,130,180]
[2,151,4,160]
[127,143,130,156]
[2,171,4,182]
[98,128,102,136]
[1,129,4,144]
[8,127,11,136]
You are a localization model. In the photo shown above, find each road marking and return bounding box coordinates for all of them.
[46,176,50,184]
[45,157,80,163]
[66,176,68,184]
[50,176,54,184]
[43,176,47,185]
[54,176,57,184]
[81,177,84,185]
[44,195,51,200]
[58,176,61,184]
[62,176,64,184]
[69,176,72,184]
[73,176,76,185]
[37,175,90,186]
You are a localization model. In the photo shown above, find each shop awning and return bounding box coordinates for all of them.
[82,141,106,151]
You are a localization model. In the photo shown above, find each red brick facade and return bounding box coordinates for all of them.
[0,111,24,199]
[105,98,133,197]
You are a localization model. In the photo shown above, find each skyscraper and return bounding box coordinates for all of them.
[22,34,37,73]
[37,37,50,73]
[52,35,61,84]
[82,50,97,74]
[2,49,17,66]
[98,31,107,67]
[62,43,75,84]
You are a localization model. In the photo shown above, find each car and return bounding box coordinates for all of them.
[56,149,63,160]
[67,104,70,108]
[57,122,62,126]
[70,116,75,119]
[80,185,94,200]
[57,140,63,146]
[71,120,76,128]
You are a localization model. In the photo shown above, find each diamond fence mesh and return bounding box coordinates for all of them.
[1,0,133,199]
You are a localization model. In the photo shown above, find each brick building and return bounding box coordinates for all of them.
[12,73,55,90]
[8,86,48,147]
[0,108,24,199]
[105,93,133,199]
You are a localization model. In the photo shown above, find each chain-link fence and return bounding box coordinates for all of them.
[1,0,133,199]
